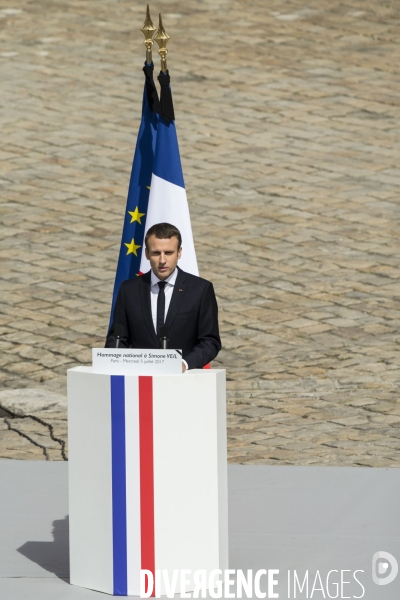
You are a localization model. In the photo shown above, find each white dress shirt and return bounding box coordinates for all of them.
[150,269,188,370]
[150,268,178,332]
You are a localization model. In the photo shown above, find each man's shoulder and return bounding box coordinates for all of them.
[178,268,213,290]
[120,268,214,291]
[120,272,150,292]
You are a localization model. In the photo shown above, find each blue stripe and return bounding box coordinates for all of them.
[111,375,127,595]
[153,115,185,188]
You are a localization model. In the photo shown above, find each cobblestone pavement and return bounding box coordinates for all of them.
[1,0,400,465]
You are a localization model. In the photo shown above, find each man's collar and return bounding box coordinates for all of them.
[150,268,178,287]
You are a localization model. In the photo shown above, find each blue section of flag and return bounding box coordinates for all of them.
[109,87,159,327]
[111,375,127,596]
[153,116,185,189]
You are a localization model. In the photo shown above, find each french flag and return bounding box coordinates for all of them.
[111,375,154,596]
[139,112,199,276]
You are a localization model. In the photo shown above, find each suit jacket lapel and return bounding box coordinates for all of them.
[165,267,187,329]
[139,271,159,346]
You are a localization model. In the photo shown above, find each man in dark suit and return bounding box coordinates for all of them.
[106,223,221,372]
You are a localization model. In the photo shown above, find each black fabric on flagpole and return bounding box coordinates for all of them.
[157,70,175,122]
[143,62,161,114]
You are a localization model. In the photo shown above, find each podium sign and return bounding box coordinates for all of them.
[92,348,182,375]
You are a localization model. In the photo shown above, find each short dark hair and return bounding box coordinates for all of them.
[145,222,182,249]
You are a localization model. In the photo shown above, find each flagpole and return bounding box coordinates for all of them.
[141,4,156,64]
[154,13,170,73]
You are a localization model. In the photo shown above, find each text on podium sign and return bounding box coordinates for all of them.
[92,348,182,375]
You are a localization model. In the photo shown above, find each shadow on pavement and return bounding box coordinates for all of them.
[17,515,70,582]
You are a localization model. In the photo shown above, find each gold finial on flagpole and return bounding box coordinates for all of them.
[140,4,156,64]
[154,13,170,73]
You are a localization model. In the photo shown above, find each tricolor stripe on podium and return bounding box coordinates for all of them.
[68,367,228,597]
[110,375,155,596]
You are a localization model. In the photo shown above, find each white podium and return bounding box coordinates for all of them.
[67,367,228,596]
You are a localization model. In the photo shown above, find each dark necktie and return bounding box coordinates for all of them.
[156,281,166,337]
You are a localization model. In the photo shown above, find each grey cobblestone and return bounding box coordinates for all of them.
[1,0,400,464]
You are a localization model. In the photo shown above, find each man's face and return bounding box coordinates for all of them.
[145,235,182,280]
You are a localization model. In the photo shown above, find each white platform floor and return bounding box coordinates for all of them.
[0,460,399,599]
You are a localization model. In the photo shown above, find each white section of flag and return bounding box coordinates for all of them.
[139,174,199,276]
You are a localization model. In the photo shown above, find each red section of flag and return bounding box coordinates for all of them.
[139,376,155,596]
[203,363,211,369]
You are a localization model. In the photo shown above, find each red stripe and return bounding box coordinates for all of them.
[139,376,155,596]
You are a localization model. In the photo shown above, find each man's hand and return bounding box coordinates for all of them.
[182,361,187,373]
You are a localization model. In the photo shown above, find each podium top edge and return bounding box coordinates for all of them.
[67,366,226,376]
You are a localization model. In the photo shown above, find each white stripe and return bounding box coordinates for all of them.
[124,376,141,595]
[140,174,199,276]
[152,373,222,595]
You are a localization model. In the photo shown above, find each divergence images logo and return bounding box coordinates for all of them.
[372,552,398,586]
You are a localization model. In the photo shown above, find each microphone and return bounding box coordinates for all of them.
[159,326,169,350]
[114,324,126,349]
